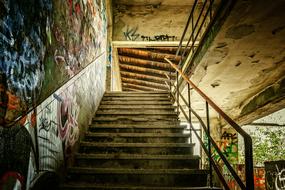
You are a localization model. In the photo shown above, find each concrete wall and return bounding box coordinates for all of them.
[0,0,107,188]
[23,54,106,188]
[113,2,190,42]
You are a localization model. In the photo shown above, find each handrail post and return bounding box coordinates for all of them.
[187,83,192,144]
[245,137,254,189]
[206,101,213,188]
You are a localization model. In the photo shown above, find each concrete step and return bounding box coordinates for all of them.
[92,120,179,125]
[102,97,171,101]
[74,153,200,169]
[89,124,184,133]
[98,105,176,110]
[95,110,177,116]
[66,168,208,187]
[105,91,169,96]
[93,116,178,123]
[61,184,222,190]
[84,132,191,143]
[100,101,173,105]
[79,142,194,155]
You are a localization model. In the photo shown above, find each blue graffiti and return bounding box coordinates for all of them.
[0,0,52,104]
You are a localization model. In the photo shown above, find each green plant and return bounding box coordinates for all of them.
[240,127,285,166]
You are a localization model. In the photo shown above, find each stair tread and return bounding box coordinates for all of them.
[68,167,208,174]
[81,142,194,147]
[62,184,221,190]
[100,101,172,105]
[102,97,171,100]
[95,111,176,115]
[93,117,178,121]
[75,153,200,160]
[85,132,191,138]
[105,91,169,94]
[89,124,182,129]
[99,105,175,108]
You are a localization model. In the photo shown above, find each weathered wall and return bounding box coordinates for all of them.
[112,2,190,42]
[0,0,107,188]
[15,54,106,189]
[183,0,285,123]
[0,0,107,124]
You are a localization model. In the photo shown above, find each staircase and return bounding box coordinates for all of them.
[62,91,214,190]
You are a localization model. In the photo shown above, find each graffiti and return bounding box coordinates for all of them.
[37,99,63,171]
[55,90,79,151]
[221,131,237,141]
[141,34,177,41]
[265,161,285,190]
[0,0,51,103]
[123,26,140,41]
[207,129,238,164]
[275,166,285,190]
[225,165,266,190]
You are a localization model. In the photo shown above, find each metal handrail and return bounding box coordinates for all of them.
[165,58,254,190]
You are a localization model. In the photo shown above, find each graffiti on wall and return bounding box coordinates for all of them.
[208,129,238,164]
[123,26,140,41]
[0,0,107,124]
[36,83,80,171]
[123,26,177,41]
[141,34,177,41]
[0,0,52,121]
[265,160,285,190]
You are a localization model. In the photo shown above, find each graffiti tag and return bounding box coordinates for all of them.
[123,26,140,41]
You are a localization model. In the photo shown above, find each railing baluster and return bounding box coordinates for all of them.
[206,101,213,188]
[176,71,179,115]
[165,57,252,190]
[187,83,192,144]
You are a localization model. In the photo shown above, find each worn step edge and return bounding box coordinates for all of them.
[75,153,200,160]
[61,184,221,190]
[105,91,169,94]
[92,117,178,121]
[68,167,208,175]
[85,132,191,138]
[89,123,181,128]
[98,105,176,109]
[102,97,171,100]
[80,142,194,148]
[100,101,173,105]
[95,111,177,115]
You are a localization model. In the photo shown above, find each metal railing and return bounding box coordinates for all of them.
[164,0,254,189]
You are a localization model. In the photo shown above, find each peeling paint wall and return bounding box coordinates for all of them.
[183,0,285,122]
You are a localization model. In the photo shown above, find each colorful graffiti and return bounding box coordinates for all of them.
[224,165,266,190]
[265,160,285,190]
[207,129,238,164]
[0,0,107,123]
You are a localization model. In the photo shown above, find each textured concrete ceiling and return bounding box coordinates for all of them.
[184,0,285,123]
